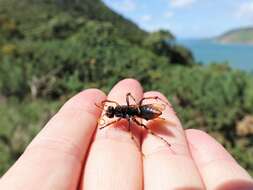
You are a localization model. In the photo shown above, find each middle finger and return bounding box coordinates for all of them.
[142,91,205,190]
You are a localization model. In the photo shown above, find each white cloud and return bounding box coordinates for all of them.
[139,20,176,32]
[107,0,137,12]
[164,11,174,18]
[140,15,153,22]
[170,0,196,8]
[236,1,253,20]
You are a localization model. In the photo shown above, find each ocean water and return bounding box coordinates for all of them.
[177,39,253,72]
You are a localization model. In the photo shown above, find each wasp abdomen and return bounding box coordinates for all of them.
[139,104,162,120]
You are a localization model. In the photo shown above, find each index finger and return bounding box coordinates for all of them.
[83,79,143,190]
[0,89,106,190]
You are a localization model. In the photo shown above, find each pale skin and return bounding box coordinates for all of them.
[0,79,252,190]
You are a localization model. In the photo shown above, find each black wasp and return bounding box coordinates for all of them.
[95,92,171,146]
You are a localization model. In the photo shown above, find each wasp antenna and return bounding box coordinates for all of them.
[95,102,104,110]
[159,98,170,107]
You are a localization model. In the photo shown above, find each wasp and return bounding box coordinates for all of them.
[95,93,172,146]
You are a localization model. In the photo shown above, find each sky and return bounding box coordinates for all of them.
[102,0,253,38]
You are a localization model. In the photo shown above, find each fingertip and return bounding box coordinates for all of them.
[186,129,253,189]
[60,88,106,117]
[144,91,169,102]
[71,88,106,103]
[185,129,236,166]
[117,78,142,86]
[112,78,143,94]
[186,128,207,137]
[81,88,106,97]
[186,129,211,144]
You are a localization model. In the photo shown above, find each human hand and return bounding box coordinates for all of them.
[0,79,252,190]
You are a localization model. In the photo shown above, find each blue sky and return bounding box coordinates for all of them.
[102,0,253,38]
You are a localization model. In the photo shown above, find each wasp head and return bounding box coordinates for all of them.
[105,106,115,118]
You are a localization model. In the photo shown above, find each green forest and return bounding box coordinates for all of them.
[0,0,253,176]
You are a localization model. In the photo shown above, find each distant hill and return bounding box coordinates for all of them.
[0,0,147,44]
[0,0,193,98]
[217,27,253,45]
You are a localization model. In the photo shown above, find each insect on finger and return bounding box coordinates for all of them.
[95,92,172,147]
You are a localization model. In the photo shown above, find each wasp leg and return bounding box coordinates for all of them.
[95,99,120,110]
[126,92,138,106]
[127,118,130,131]
[99,118,121,130]
[158,117,166,121]
[139,96,170,107]
[101,100,120,106]
[132,117,146,128]
[132,117,171,147]
[128,118,134,139]
[127,117,140,146]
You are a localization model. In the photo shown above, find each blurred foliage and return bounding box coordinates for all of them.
[143,30,194,65]
[0,0,253,176]
[0,99,59,174]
